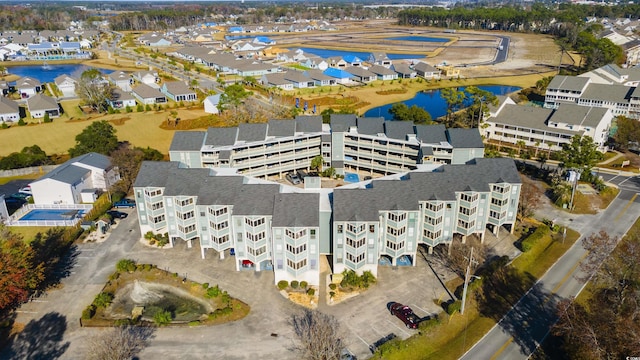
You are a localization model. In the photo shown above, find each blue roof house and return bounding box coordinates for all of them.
[323,68,354,84]
[343,54,363,67]
[253,36,275,45]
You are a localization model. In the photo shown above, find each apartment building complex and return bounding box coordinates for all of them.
[169,115,485,179]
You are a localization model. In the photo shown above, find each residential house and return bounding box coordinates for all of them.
[392,63,416,79]
[132,84,167,105]
[16,77,42,98]
[132,70,159,85]
[261,72,294,91]
[27,94,59,119]
[204,94,221,114]
[0,97,20,123]
[161,81,197,102]
[305,69,335,87]
[283,70,315,88]
[323,68,353,84]
[370,53,392,68]
[54,74,77,97]
[30,152,120,205]
[109,88,137,109]
[345,66,377,83]
[414,62,441,80]
[107,71,132,92]
[343,55,363,67]
[369,65,398,81]
[327,56,348,69]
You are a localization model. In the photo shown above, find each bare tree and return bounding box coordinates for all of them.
[434,236,487,279]
[76,69,114,113]
[291,309,345,360]
[517,175,543,221]
[87,326,155,360]
[579,231,618,282]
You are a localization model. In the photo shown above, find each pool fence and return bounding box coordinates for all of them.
[6,203,94,227]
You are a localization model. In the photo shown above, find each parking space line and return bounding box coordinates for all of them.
[385,319,411,337]
[369,324,385,337]
[16,311,38,314]
[411,303,429,315]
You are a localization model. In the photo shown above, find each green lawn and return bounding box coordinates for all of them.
[0,174,39,185]
[9,226,54,243]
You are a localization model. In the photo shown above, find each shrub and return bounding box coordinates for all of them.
[329,283,337,290]
[205,285,220,298]
[277,280,288,290]
[329,291,335,298]
[149,239,156,245]
[43,113,51,123]
[188,320,200,326]
[144,264,152,271]
[82,304,96,319]
[520,225,550,252]
[300,281,308,289]
[153,310,173,326]
[307,288,315,296]
[114,318,134,326]
[108,272,120,281]
[137,104,144,112]
[116,259,136,272]
[418,315,440,331]
[445,300,461,315]
[202,283,209,289]
[93,292,114,308]
[291,280,299,289]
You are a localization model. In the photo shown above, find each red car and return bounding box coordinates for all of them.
[389,302,420,329]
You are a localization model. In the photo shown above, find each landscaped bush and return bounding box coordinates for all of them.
[277,280,288,290]
[116,259,137,273]
[307,288,315,296]
[340,270,377,289]
[291,280,299,289]
[82,304,96,319]
[300,281,308,289]
[114,318,134,326]
[93,292,114,308]
[329,283,337,290]
[205,285,221,298]
[153,310,173,326]
[520,225,550,252]
[202,282,209,289]
[445,300,462,315]
[418,315,440,331]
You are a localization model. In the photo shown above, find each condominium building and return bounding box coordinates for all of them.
[133,158,521,285]
[168,115,485,179]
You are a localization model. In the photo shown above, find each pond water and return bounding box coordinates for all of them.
[291,47,426,60]
[386,36,451,43]
[6,64,107,83]
[109,280,212,323]
[364,85,521,120]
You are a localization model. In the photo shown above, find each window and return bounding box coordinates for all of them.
[425,202,444,212]
[346,253,365,263]
[423,229,442,240]
[458,206,477,216]
[200,212,205,217]
[211,234,229,244]
[369,225,375,233]
[337,225,343,233]
[386,240,405,250]
[285,229,307,239]
[145,189,162,197]
[247,246,266,256]
[178,224,196,233]
[286,243,307,254]
[210,220,228,230]
[346,237,366,248]
[489,210,506,220]
[347,223,365,233]
[176,211,194,220]
[424,215,443,225]
[151,202,164,210]
[245,217,265,227]
[457,219,475,230]
[246,231,265,242]
[208,207,228,216]
[492,184,509,193]
[491,198,508,206]
[310,229,316,239]
[176,198,193,207]
[287,258,307,270]
[150,214,165,224]
[460,193,478,202]
[388,212,407,222]
[386,226,406,236]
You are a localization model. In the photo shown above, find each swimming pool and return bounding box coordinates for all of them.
[344,172,360,183]
[19,209,86,221]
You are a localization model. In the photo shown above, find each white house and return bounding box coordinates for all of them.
[132,70,158,85]
[27,94,59,119]
[29,152,120,205]
[54,74,77,97]
[132,84,167,105]
[204,94,221,114]
[0,97,20,123]
[16,77,42,98]
[161,81,197,102]
[109,88,137,109]
[107,71,132,92]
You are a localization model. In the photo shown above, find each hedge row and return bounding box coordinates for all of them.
[521,225,550,252]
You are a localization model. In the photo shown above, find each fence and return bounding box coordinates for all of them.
[6,203,94,227]
[0,165,59,178]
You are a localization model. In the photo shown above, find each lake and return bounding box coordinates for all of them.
[386,36,451,43]
[6,64,107,83]
[291,47,426,60]
[364,85,521,120]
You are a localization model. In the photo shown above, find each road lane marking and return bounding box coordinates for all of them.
[490,337,513,360]
[551,251,590,295]
[614,193,637,222]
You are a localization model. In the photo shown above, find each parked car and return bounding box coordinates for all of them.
[113,199,136,208]
[389,302,420,329]
[18,186,32,195]
[286,172,301,185]
[107,210,128,219]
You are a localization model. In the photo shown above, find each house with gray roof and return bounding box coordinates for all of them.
[0,97,20,123]
[484,102,612,152]
[54,74,77,97]
[414,62,441,80]
[16,77,42,98]
[132,83,167,105]
[345,66,377,83]
[108,89,136,109]
[27,94,59,119]
[30,152,120,205]
[369,65,398,81]
[161,81,197,102]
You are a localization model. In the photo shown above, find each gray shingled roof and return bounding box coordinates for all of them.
[547,75,590,92]
[357,117,385,135]
[36,164,90,185]
[205,127,238,146]
[551,103,609,128]
[27,94,58,111]
[272,193,320,227]
[330,114,357,132]
[133,83,165,99]
[232,184,281,215]
[384,121,415,140]
[333,158,521,221]
[489,104,565,133]
[170,131,206,152]
[72,152,112,169]
[268,119,296,137]
[164,81,194,96]
[581,83,633,103]
[446,128,484,148]
[0,96,19,114]
[415,124,447,144]
[237,123,268,142]
[295,115,323,133]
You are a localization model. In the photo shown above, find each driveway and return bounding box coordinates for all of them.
[2,208,513,360]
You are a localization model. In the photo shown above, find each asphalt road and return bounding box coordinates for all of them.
[460,180,640,360]
[494,36,510,64]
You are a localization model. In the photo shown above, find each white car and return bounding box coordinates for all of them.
[18,186,32,195]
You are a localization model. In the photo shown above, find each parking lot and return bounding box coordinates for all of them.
[3,208,515,360]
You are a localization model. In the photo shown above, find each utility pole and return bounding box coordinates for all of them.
[461,247,478,315]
